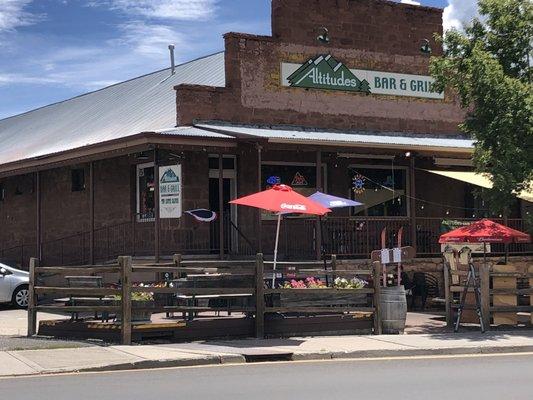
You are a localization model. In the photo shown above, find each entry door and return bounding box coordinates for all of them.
[208,156,237,253]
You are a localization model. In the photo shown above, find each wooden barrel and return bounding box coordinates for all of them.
[380,286,407,334]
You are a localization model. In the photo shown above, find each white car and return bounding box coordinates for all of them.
[0,263,30,308]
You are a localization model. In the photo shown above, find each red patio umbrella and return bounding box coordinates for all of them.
[439,219,531,244]
[230,184,330,285]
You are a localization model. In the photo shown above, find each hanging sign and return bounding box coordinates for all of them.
[267,176,281,186]
[352,174,365,194]
[281,54,444,99]
[159,165,182,219]
[291,172,308,186]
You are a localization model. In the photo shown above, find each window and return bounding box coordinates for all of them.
[136,163,155,220]
[261,162,326,219]
[208,156,235,170]
[350,166,408,217]
[71,169,85,192]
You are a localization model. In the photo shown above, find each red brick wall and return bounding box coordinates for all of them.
[271,0,443,57]
[176,0,464,135]
[0,173,37,250]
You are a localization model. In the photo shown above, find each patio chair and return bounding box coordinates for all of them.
[410,272,440,310]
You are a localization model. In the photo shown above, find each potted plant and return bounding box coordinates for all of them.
[114,291,155,323]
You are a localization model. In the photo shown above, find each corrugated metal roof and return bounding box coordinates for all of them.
[0,52,225,166]
[196,123,474,151]
[156,126,234,139]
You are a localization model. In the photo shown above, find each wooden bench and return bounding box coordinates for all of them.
[65,276,106,321]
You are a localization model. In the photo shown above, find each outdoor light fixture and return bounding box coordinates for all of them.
[317,27,330,44]
[136,151,150,161]
[420,39,432,55]
[405,151,411,157]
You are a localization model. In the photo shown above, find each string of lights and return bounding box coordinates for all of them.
[349,168,498,216]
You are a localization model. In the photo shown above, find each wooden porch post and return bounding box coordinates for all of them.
[257,144,263,253]
[372,260,382,335]
[443,261,453,327]
[89,161,95,265]
[480,264,491,330]
[27,257,38,337]
[255,253,265,338]
[315,150,322,260]
[35,171,41,261]
[120,256,132,345]
[409,155,417,253]
[154,149,160,263]
[218,154,224,259]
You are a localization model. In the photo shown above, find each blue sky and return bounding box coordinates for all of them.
[0,0,477,120]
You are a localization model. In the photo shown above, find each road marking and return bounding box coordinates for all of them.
[1,351,533,380]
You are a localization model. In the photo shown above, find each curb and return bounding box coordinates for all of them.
[76,354,247,373]
[2,345,533,377]
[328,345,533,360]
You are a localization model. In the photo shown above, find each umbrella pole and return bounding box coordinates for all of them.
[272,213,282,288]
[319,216,329,286]
[483,242,486,265]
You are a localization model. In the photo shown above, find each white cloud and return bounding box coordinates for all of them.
[0,0,41,32]
[115,21,186,56]
[0,21,191,91]
[443,0,478,32]
[90,0,218,21]
[0,72,58,85]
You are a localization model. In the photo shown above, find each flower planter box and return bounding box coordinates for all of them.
[114,300,154,323]
[272,291,368,309]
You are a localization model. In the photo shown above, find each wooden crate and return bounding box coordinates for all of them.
[492,264,517,325]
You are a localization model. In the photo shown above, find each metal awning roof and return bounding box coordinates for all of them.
[196,123,474,153]
[425,170,532,203]
[155,126,233,139]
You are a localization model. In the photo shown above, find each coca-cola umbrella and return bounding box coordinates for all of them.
[230,184,330,286]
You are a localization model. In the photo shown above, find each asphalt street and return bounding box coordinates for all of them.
[2,353,533,400]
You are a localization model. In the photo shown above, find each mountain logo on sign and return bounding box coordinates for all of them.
[160,168,179,183]
[287,55,371,93]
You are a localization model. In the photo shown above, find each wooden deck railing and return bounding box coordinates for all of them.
[28,254,382,344]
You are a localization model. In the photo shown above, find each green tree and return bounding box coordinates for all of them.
[430,0,533,216]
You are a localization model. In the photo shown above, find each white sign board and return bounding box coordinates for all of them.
[380,249,390,264]
[159,165,182,219]
[281,62,444,99]
[441,243,491,254]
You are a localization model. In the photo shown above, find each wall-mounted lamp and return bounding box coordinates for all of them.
[136,151,150,161]
[420,39,432,55]
[317,27,330,44]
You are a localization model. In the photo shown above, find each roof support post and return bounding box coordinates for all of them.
[218,153,224,259]
[315,150,322,261]
[154,148,160,263]
[89,161,95,265]
[409,155,417,254]
[35,171,41,262]
[257,144,263,253]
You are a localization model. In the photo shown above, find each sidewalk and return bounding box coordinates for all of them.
[2,331,533,377]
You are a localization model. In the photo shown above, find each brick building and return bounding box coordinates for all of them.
[0,0,531,267]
